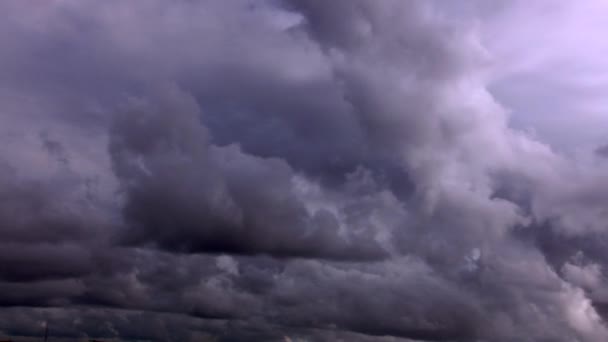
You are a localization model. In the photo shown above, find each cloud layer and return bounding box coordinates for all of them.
[2,0,608,341]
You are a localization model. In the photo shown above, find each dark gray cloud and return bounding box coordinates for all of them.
[1,0,608,341]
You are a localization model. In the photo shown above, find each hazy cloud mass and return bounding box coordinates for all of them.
[2,1,608,341]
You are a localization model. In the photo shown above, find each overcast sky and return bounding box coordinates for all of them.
[2,1,608,341]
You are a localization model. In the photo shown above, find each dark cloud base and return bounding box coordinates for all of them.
[1,0,608,341]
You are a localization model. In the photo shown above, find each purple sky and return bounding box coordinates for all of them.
[1,1,608,341]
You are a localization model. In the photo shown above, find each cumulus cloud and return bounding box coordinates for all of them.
[2,0,608,341]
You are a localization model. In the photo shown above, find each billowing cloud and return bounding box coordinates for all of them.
[2,0,608,341]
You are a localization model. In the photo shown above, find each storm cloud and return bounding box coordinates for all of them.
[2,0,608,341]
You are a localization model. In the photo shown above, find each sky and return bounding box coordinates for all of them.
[1,0,608,341]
